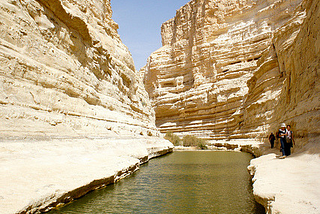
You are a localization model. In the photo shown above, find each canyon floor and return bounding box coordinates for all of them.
[0,139,319,214]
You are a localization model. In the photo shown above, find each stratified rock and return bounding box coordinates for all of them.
[0,0,158,139]
[0,1,173,213]
[142,0,319,146]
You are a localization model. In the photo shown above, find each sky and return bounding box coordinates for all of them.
[110,0,190,70]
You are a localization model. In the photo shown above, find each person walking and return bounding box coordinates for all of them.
[269,132,275,148]
[279,123,287,158]
[285,125,294,156]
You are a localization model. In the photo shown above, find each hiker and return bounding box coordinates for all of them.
[285,125,294,156]
[278,123,287,158]
[269,132,275,148]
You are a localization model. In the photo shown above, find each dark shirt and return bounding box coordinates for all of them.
[269,134,275,141]
[279,129,286,138]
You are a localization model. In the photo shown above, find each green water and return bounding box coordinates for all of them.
[49,151,265,214]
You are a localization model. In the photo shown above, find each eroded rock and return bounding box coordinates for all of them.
[0,0,158,140]
[142,0,319,148]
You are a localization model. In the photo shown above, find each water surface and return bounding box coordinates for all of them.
[50,151,265,214]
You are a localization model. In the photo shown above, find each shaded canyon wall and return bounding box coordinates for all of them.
[0,0,161,140]
[142,0,319,147]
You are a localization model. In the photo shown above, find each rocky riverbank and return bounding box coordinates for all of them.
[0,137,173,214]
[248,144,320,214]
[209,139,320,214]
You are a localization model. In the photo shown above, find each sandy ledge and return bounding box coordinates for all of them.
[209,140,320,214]
[0,137,173,214]
[248,149,320,214]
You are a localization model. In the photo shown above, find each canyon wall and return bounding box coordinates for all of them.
[0,0,160,140]
[0,1,175,213]
[142,0,319,147]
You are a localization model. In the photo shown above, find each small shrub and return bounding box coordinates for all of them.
[182,135,207,149]
[164,132,181,146]
[198,142,208,150]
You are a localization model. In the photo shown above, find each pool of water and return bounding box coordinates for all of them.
[49,151,265,214]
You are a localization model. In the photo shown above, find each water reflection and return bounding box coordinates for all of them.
[49,151,265,214]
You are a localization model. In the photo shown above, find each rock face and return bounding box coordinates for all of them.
[142,0,319,146]
[0,1,174,213]
[0,0,159,139]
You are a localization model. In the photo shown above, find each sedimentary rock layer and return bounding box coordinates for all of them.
[0,0,158,140]
[142,0,319,146]
[0,0,174,213]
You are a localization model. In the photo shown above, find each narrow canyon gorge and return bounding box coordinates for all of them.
[0,0,319,213]
[142,0,319,148]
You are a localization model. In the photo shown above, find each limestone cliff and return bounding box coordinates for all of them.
[0,0,159,140]
[142,0,319,147]
[0,1,174,213]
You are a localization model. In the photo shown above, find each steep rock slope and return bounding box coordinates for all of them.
[142,0,319,146]
[0,1,173,213]
[242,0,319,146]
[0,0,158,139]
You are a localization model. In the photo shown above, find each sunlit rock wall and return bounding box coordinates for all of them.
[142,0,319,146]
[0,0,159,140]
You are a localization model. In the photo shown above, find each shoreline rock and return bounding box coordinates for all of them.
[0,137,173,214]
[209,139,264,157]
[209,139,320,214]
[248,150,320,214]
